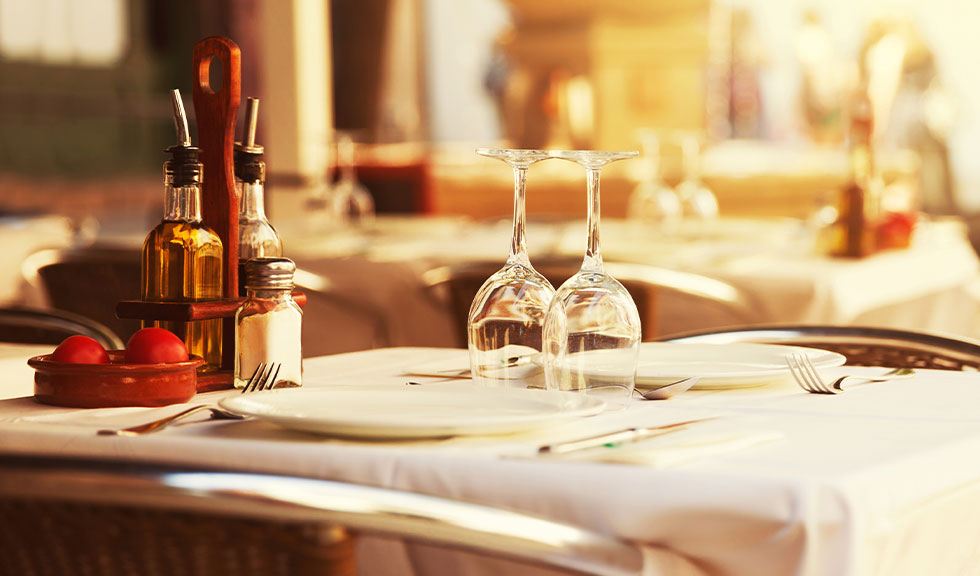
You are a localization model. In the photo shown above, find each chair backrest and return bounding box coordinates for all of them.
[0,454,642,576]
[293,266,393,356]
[21,246,142,342]
[425,258,757,347]
[662,324,980,370]
[0,306,124,349]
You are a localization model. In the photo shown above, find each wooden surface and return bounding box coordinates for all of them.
[192,36,241,373]
[116,292,307,322]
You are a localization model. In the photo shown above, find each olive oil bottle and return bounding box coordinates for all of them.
[141,89,224,371]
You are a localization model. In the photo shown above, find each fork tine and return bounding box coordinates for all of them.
[799,353,833,394]
[260,363,281,391]
[795,353,823,393]
[242,363,267,394]
[786,354,814,393]
[788,353,828,394]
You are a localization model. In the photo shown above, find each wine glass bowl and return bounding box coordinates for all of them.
[676,135,719,220]
[467,263,555,381]
[544,150,641,406]
[331,131,375,225]
[627,131,682,229]
[468,149,556,387]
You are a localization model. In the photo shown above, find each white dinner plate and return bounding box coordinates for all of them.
[635,342,846,389]
[218,384,605,440]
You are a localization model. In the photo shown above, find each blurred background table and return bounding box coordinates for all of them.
[281,214,980,353]
[4,213,978,357]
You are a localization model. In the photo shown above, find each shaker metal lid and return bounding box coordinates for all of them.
[245,257,296,288]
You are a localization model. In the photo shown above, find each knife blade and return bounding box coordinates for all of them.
[537,416,719,456]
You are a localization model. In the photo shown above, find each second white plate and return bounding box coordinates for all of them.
[635,342,846,389]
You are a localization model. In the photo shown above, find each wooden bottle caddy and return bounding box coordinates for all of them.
[116,37,302,392]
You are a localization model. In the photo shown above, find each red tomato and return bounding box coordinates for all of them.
[51,335,110,364]
[124,328,189,364]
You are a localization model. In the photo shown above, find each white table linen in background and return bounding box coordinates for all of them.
[3,215,977,354]
[283,216,980,343]
[3,346,980,575]
[0,214,75,306]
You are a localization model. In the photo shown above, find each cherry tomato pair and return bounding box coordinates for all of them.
[51,328,189,364]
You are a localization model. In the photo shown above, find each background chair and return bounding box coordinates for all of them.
[21,246,142,342]
[0,306,123,349]
[661,324,980,370]
[426,258,758,347]
[0,454,642,576]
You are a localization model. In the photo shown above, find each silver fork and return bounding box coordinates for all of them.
[97,362,282,436]
[786,353,913,394]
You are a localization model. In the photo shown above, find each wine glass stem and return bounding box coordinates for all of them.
[583,166,603,272]
[509,165,530,266]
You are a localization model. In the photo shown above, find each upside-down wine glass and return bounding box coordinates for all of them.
[675,135,718,220]
[626,130,682,231]
[330,131,375,225]
[468,149,556,387]
[544,150,641,406]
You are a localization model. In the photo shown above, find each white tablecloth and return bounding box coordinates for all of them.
[3,345,980,576]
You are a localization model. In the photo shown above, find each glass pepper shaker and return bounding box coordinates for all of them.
[234,257,303,389]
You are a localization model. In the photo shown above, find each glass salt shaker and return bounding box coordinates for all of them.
[234,257,303,389]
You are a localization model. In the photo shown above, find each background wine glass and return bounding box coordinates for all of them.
[468,149,556,387]
[330,131,376,225]
[675,134,719,220]
[627,130,682,231]
[544,150,641,406]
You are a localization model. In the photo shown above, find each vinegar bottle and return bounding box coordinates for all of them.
[234,97,282,296]
[141,89,224,371]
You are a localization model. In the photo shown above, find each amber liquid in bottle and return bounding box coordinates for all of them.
[142,181,224,372]
[830,89,879,258]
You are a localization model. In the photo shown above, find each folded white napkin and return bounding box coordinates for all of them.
[574,429,784,467]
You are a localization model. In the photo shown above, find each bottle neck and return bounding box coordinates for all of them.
[849,132,874,186]
[164,183,203,222]
[239,181,268,220]
[848,90,875,187]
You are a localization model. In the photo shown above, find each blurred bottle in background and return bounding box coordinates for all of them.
[827,86,882,258]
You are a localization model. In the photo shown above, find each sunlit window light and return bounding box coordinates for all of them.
[0,0,127,67]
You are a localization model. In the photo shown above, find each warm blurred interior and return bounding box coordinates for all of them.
[1,0,976,224]
[3,0,980,350]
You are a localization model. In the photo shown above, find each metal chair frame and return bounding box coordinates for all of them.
[0,305,123,349]
[0,454,641,576]
[662,324,980,370]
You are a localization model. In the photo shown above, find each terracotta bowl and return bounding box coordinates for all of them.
[28,351,202,408]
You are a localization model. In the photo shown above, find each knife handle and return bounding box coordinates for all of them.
[538,418,711,456]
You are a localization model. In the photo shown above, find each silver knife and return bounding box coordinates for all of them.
[537,416,718,456]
